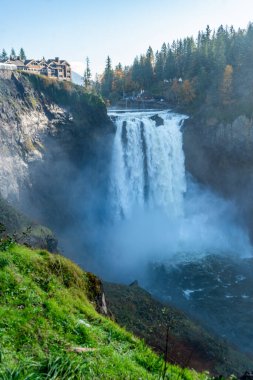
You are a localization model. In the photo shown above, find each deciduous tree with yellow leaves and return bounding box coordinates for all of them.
[221,64,233,105]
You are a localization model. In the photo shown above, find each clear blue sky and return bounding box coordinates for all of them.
[1,0,253,76]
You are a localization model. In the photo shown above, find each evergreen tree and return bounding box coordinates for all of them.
[146,46,154,66]
[164,49,176,80]
[161,43,167,60]
[0,49,8,61]
[132,57,142,85]
[83,57,92,90]
[10,48,16,60]
[97,23,253,112]
[214,25,227,73]
[101,56,114,97]
[105,55,112,71]
[155,51,164,81]
[19,48,26,60]
[246,22,253,62]
[143,47,154,87]
[94,74,101,94]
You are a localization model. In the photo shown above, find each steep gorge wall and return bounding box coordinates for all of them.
[183,114,253,229]
[0,72,111,199]
[0,72,113,247]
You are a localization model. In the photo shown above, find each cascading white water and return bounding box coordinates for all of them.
[92,109,253,283]
[109,110,187,220]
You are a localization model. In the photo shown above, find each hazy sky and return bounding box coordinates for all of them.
[1,0,253,76]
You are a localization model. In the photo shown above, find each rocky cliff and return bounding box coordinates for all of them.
[0,72,113,249]
[183,114,253,232]
[0,72,111,199]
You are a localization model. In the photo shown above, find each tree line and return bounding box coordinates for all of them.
[86,22,253,117]
[0,48,27,61]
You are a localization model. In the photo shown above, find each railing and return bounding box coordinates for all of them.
[0,63,17,71]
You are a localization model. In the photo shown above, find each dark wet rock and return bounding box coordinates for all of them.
[240,371,253,380]
[150,114,164,127]
[183,115,253,238]
[86,272,110,316]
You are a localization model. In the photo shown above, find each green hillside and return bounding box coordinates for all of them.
[104,282,253,377]
[0,243,207,379]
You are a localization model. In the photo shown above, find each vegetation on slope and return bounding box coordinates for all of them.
[0,196,57,252]
[104,282,253,377]
[22,72,107,128]
[0,244,207,379]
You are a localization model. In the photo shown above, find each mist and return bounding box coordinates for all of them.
[67,111,253,284]
[84,176,252,283]
[20,110,253,287]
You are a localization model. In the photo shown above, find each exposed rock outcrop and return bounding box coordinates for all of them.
[183,114,253,232]
[0,72,113,243]
[150,114,164,127]
[0,72,112,202]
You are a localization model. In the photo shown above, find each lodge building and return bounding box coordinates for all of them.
[1,57,71,81]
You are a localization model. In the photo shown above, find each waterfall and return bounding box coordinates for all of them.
[109,110,187,220]
[92,109,253,283]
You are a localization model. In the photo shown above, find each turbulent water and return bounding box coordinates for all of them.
[96,109,253,354]
[105,110,252,265]
[109,110,187,220]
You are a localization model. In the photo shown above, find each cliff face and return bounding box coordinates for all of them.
[0,72,111,201]
[0,72,113,248]
[183,114,253,230]
[0,88,65,201]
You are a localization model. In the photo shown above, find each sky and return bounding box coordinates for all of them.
[1,0,253,77]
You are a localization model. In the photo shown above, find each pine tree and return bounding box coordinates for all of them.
[161,43,167,60]
[164,49,176,80]
[105,55,112,72]
[143,47,154,87]
[0,49,8,61]
[155,51,164,81]
[10,48,16,60]
[132,57,141,85]
[83,57,92,90]
[94,74,101,95]
[101,56,114,97]
[146,46,154,67]
[19,48,26,60]
[214,25,227,73]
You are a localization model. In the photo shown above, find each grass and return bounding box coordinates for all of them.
[0,197,57,252]
[21,72,107,125]
[104,282,253,377]
[0,244,209,379]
